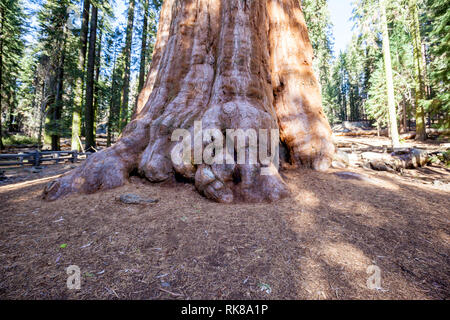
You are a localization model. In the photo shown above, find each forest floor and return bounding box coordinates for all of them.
[0,135,449,300]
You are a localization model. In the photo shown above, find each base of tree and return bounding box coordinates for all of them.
[43,0,335,203]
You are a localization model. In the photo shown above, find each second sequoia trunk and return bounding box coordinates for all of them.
[44,0,335,203]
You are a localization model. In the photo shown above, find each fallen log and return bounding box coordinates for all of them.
[361,148,429,171]
[334,130,378,137]
[400,132,416,140]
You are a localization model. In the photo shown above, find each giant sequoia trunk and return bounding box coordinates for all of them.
[43,0,335,203]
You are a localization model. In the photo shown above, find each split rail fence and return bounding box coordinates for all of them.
[0,150,91,167]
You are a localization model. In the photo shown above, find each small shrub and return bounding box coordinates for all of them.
[3,134,38,146]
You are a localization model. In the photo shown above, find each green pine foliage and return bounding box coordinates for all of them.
[301,0,337,123]
[0,0,26,148]
[322,0,448,138]
[423,0,449,129]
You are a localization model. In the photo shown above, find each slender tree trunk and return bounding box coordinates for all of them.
[380,0,400,148]
[7,87,14,132]
[119,0,136,131]
[107,46,118,147]
[409,0,426,141]
[37,81,46,151]
[51,26,67,151]
[422,43,431,98]
[137,0,149,98]
[402,100,407,133]
[29,76,39,138]
[44,0,335,204]
[93,20,103,140]
[343,90,347,121]
[52,56,65,151]
[44,92,55,149]
[71,0,91,151]
[0,6,3,150]
[84,5,98,151]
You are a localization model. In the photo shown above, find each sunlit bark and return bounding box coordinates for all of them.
[409,0,427,141]
[380,0,400,148]
[71,0,90,151]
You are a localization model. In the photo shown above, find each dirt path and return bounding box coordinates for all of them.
[1,150,449,299]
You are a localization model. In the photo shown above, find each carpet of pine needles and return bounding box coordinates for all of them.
[0,140,449,300]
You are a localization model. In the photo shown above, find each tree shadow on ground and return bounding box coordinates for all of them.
[282,169,449,299]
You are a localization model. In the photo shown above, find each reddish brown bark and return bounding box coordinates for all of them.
[43,0,334,203]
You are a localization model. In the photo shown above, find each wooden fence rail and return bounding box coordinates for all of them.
[0,150,91,167]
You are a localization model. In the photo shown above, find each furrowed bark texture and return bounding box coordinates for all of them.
[44,0,334,203]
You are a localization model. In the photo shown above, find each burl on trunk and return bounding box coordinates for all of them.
[44,0,334,203]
